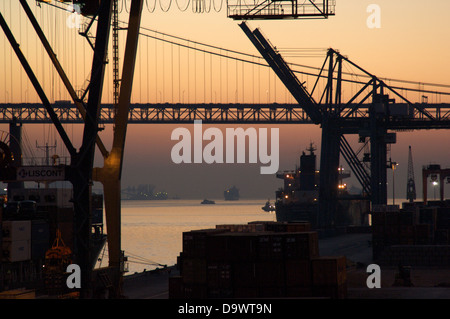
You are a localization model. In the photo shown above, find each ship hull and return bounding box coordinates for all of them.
[276,198,370,230]
[275,202,318,227]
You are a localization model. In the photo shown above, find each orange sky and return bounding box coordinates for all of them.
[0,0,449,200]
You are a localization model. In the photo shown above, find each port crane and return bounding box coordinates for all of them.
[1,0,449,299]
[238,21,450,228]
[0,0,143,298]
[0,0,338,298]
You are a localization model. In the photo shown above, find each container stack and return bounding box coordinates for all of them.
[7,188,75,251]
[371,202,450,263]
[170,221,347,299]
[2,220,31,262]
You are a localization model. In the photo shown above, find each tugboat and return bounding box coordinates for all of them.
[201,199,215,205]
[261,199,275,212]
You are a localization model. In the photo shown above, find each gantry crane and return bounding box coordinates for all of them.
[1,0,334,299]
[239,21,450,227]
[0,0,143,298]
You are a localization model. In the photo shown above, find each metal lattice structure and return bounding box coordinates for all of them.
[227,0,336,20]
[1,102,450,125]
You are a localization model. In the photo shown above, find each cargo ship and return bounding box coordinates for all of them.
[224,186,239,201]
[275,144,370,229]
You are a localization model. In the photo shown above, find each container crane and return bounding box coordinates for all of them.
[0,0,143,298]
[239,21,450,227]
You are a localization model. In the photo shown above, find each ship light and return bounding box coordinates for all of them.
[285,195,289,199]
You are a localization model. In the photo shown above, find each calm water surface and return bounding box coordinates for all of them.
[99,199,276,274]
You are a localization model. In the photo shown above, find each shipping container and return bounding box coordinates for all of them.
[2,240,31,262]
[181,257,207,285]
[436,207,450,230]
[312,283,347,299]
[286,222,311,233]
[371,211,385,226]
[285,260,312,287]
[168,276,184,299]
[31,219,50,259]
[254,260,285,288]
[207,287,233,298]
[311,256,346,286]
[206,232,259,262]
[9,188,73,208]
[216,223,264,233]
[206,262,232,289]
[399,211,417,226]
[385,211,400,225]
[371,225,385,241]
[31,219,50,242]
[258,286,286,298]
[183,284,208,299]
[285,286,313,298]
[414,224,431,245]
[232,261,256,288]
[283,232,319,260]
[182,229,227,258]
[233,287,259,298]
[419,207,437,227]
[434,229,449,245]
[2,220,31,241]
[257,233,284,260]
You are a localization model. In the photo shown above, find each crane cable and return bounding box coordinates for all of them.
[97,248,167,268]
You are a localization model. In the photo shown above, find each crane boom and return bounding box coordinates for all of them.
[239,22,323,124]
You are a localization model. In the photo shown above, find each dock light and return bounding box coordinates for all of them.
[432,181,438,200]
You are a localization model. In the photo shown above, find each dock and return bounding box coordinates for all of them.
[122,232,450,299]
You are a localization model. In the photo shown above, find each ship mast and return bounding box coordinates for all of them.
[406,145,416,203]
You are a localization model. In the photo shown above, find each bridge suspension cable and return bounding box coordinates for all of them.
[3,1,450,107]
[37,1,450,99]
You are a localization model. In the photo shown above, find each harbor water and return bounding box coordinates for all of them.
[98,199,276,274]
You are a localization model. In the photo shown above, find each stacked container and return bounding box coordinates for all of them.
[372,202,450,263]
[31,219,50,260]
[171,221,347,299]
[2,220,31,262]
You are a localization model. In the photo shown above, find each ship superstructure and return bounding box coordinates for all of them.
[275,144,369,230]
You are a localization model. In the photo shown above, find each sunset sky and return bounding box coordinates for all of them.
[0,0,449,201]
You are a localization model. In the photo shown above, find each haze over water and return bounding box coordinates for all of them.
[103,199,276,274]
